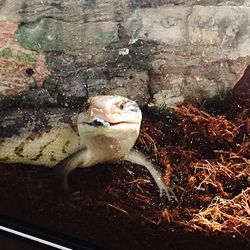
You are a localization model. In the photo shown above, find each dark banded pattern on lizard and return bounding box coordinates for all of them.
[0,96,176,201]
[0,108,80,166]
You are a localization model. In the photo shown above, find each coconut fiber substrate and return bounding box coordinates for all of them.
[0,74,249,249]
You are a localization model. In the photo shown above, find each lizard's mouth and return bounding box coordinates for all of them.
[86,119,135,127]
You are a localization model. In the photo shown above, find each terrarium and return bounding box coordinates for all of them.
[0,1,249,249]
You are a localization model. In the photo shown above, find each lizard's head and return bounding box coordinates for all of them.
[77,95,142,156]
[78,95,142,137]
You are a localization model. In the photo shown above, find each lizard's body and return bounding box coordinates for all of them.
[0,109,80,167]
[0,96,176,200]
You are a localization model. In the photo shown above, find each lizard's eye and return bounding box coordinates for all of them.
[118,101,126,110]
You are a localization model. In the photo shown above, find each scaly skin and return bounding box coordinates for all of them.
[0,95,176,201]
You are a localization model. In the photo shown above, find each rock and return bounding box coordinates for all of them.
[152,75,185,107]
[18,0,116,23]
[124,6,191,45]
[1,0,250,110]
[233,65,250,107]
[106,70,150,105]
[16,18,118,52]
[189,6,250,60]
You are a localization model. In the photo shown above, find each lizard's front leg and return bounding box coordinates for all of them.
[124,150,177,201]
[54,148,87,198]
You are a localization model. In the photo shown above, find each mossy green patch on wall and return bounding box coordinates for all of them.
[102,31,118,44]
[0,48,13,58]
[16,51,37,63]
[0,48,37,63]
[16,23,44,51]
[16,18,118,52]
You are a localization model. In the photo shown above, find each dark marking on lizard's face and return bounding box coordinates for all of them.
[0,108,79,139]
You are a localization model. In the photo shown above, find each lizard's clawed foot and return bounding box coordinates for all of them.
[154,177,178,202]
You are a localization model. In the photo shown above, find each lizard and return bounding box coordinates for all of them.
[0,95,176,201]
